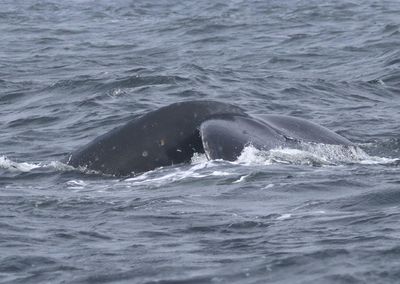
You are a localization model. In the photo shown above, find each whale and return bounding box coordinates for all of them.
[67,100,353,176]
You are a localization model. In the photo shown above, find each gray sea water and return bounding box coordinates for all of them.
[1,0,400,283]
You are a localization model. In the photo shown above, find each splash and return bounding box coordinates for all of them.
[1,142,397,179]
[125,158,233,187]
[0,155,74,173]
[235,143,398,167]
[0,156,41,172]
[191,152,208,164]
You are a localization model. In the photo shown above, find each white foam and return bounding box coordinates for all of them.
[277,213,292,220]
[235,146,273,166]
[166,199,184,204]
[1,140,396,180]
[47,161,76,171]
[232,174,249,183]
[66,179,87,190]
[0,155,76,173]
[276,210,326,221]
[233,144,398,167]
[86,142,398,186]
[191,152,208,164]
[66,180,86,186]
[125,159,234,187]
[0,155,40,172]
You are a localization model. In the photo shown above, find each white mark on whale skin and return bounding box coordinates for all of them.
[142,151,148,157]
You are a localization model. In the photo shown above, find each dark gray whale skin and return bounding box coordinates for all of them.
[200,114,353,161]
[67,101,248,176]
[67,100,353,176]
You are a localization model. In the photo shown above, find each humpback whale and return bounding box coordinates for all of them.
[67,100,353,176]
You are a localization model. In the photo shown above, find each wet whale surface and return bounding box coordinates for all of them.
[68,100,353,176]
[201,114,354,161]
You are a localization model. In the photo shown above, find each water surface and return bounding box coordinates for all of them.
[1,0,400,283]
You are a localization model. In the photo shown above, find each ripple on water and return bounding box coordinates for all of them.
[1,0,400,283]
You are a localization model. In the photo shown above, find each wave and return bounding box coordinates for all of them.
[123,143,398,188]
[46,75,189,94]
[125,156,233,187]
[1,141,397,181]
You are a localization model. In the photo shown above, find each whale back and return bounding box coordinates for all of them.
[200,116,288,161]
[200,114,354,161]
[67,101,354,176]
[256,115,354,146]
[67,101,247,176]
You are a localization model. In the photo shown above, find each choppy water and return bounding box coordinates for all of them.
[1,0,400,283]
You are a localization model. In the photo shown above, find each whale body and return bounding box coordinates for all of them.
[67,100,353,176]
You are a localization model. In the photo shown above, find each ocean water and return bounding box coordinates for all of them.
[1,0,400,283]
